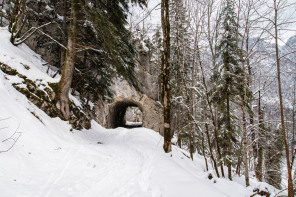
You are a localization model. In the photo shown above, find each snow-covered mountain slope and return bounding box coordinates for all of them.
[250,35,296,105]
[0,27,283,197]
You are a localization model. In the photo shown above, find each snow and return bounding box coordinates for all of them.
[125,121,142,126]
[57,14,64,21]
[0,27,59,83]
[0,26,285,197]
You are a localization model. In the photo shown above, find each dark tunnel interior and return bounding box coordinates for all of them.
[109,100,143,128]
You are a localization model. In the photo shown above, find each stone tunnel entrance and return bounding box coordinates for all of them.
[109,99,143,128]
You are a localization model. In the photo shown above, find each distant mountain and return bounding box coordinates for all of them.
[249,34,296,109]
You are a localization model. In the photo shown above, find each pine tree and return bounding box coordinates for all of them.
[53,0,147,119]
[5,0,147,120]
[169,0,194,157]
[210,0,244,180]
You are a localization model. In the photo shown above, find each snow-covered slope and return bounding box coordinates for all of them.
[0,27,283,197]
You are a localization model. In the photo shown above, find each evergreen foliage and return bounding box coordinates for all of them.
[73,0,147,101]
[210,0,244,179]
[8,0,147,102]
[169,0,195,151]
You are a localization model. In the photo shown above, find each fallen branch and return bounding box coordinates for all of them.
[0,124,22,153]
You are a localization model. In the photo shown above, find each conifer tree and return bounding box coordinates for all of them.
[169,0,194,157]
[55,0,147,119]
[210,0,244,180]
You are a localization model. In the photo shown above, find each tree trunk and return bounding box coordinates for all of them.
[240,46,250,187]
[60,0,68,69]
[57,0,78,120]
[9,0,27,45]
[257,90,263,182]
[0,0,4,26]
[161,0,171,153]
[191,42,196,157]
[273,1,294,195]
[188,116,193,160]
[9,0,20,32]
[241,59,250,186]
[177,102,182,148]
[226,94,232,181]
[291,82,295,166]
[201,129,209,171]
[246,48,259,180]
[215,107,225,177]
[197,41,225,177]
[205,123,220,177]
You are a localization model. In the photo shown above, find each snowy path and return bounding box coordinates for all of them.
[0,118,251,197]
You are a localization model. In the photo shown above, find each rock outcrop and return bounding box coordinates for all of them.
[94,78,164,134]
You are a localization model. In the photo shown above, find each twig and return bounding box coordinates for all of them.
[0,124,22,153]
[274,188,288,197]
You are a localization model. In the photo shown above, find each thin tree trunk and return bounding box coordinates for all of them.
[191,36,197,157]
[292,82,295,166]
[9,0,27,45]
[226,94,232,181]
[177,103,182,148]
[188,114,193,160]
[0,0,4,26]
[273,1,294,195]
[236,150,241,176]
[241,59,250,186]
[201,100,209,171]
[205,123,220,177]
[215,107,225,177]
[247,51,259,180]
[197,41,225,177]
[161,0,171,153]
[57,0,78,120]
[60,0,68,69]
[9,0,20,32]
[257,90,263,182]
[240,24,261,181]
[201,129,209,171]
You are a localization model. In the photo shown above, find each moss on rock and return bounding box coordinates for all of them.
[3,63,91,130]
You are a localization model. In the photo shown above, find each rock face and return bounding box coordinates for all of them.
[94,78,164,135]
[134,51,160,101]
[92,45,164,134]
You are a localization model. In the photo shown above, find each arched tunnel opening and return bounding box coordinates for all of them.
[109,100,143,128]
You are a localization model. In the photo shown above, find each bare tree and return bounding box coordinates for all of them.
[265,0,296,195]
[8,0,28,45]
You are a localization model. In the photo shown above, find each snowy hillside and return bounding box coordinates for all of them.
[247,35,296,109]
[0,27,283,197]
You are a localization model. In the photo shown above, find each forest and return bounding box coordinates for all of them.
[1,0,296,196]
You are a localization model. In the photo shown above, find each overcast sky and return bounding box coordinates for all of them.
[128,0,296,44]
